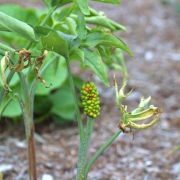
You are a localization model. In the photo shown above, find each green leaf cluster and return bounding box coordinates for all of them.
[0,0,132,122]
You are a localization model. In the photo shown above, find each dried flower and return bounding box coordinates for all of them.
[114,75,160,133]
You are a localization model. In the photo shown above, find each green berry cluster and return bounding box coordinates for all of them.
[81,82,100,118]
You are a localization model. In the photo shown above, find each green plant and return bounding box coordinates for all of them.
[0,0,160,179]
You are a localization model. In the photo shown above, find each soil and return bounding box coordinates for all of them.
[0,0,180,180]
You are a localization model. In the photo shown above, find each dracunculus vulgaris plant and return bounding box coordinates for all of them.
[0,0,161,179]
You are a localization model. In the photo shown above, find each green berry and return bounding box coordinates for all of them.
[81,82,100,118]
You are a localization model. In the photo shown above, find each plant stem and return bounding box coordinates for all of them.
[77,118,94,180]
[65,56,84,139]
[86,118,94,143]
[18,73,37,180]
[65,56,88,179]
[23,100,37,180]
[84,130,121,178]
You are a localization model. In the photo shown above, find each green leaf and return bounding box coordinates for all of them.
[98,46,112,65]
[46,0,72,7]
[0,42,15,52]
[76,11,87,40]
[82,31,133,56]
[35,56,68,95]
[0,68,20,88]
[0,31,29,48]
[54,5,74,21]
[76,0,90,15]
[39,13,53,27]
[70,48,84,61]
[34,95,52,116]
[0,12,36,42]
[86,16,115,30]
[73,75,84,89]
[85,16,126,31]
[0,4,39,26]
[92,0,120,4]
[50,86,75,120]
[82,48,109,85]
[34,25,53,37]
[0,84,22,118]
[66,17,78,35]
[0,97,21,118]
[42,30,75,57]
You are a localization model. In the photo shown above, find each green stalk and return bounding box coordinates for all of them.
[84,130,121,178]
[65,56,89,179]
[86,118,94,143]
[77,135,88,180]
[65,56,84,139]
[77,118,94,180]
[18,73,37,180]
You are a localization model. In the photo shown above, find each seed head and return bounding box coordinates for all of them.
[81,82,100,118]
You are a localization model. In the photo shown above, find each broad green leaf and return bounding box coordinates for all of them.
[54,5,74,21]
[89,8,126,31]
[35,56,68,95]
[54,17,77,35]
[98,46,112,65]
[82,48,109,85]
[34,26,53,37]
[76,0,90,15]
[0,4,39,26]
[0,31,29,48]
[50,86,75,120]
[82,31,133,56]
[39,13,53,27]
[0,83,22,118]
[86,16,115,31]
[92,0,120,4]
[0,12,36,41]
[42,30,75,57]
[85,16,126,31]
[70,48,84,61]
[66,17,78,35]
[0,68,20,88]
[34,95,52,115]
[76,11,87,39]
[0,4,38,45]
[1,97,21,118]
[0,42,15,52]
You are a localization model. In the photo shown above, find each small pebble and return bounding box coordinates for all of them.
[0,164,13,173]
[172,162,180,174]
[42,174,53,180]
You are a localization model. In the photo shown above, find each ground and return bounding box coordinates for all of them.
[0,0,180,180]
